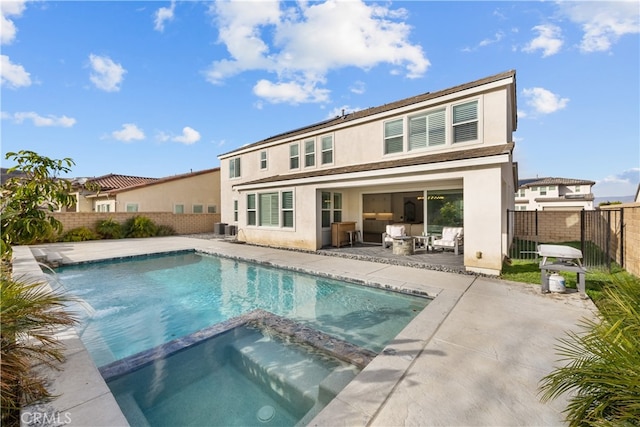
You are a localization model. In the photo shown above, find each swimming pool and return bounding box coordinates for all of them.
[57,251,429,366]
[54,251,430,425]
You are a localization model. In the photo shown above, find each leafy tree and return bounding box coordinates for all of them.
[1,151,76,258]
[539,274,640,425]
[1,272,77,425]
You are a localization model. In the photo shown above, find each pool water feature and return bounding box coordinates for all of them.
[56,251,430,367]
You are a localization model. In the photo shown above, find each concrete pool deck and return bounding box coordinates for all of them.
[14,236,597,426]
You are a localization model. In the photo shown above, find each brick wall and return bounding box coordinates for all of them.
[51,212,222,236]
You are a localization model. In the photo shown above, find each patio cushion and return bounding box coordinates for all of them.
[387,225,406,237]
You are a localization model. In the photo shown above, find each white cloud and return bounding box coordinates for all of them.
[89,54,126,92]
[325,105,362,119]
[521,87,569,115]
[600,168,640,185]
[594,168,640,197]
[1,0,26,45]
[206,0,429,104]
[172,126,201,145]
[559,2,640,53]
[112,123,145,142]
[522,24,563,57]
[0,54,31,88]
[253,79,330,104]
[6,111,76,127]
[479,31,505,47]
[350,80,366,95]
[154,1,176,32]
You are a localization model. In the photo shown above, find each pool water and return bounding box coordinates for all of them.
[56,251,429,367]
[106,326,357,426]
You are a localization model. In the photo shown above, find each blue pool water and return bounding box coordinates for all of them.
[56,251,430,367]
[106,325,361,426]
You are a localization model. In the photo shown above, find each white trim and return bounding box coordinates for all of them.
[234,153,511,191]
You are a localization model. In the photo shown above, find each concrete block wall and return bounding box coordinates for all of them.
[51,212,222,236]
[623,206,640,277]
[602,204,640,278]
[535,211,582,243]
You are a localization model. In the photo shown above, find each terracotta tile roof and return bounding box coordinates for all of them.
[236,143,514,187]
[221,69,517,157]
[86,174,159,191]
[518,177,596,188]
[104,167,220,194]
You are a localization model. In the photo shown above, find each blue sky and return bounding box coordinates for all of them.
[2,0,639,198]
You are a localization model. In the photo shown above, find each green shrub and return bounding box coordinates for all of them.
[539,274,640,425]
[123,216,158,238]
[59,227,100,242]
[155,224,176,236]
[96,218,122,239]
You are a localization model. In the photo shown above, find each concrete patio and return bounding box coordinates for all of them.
[14,236,597,426]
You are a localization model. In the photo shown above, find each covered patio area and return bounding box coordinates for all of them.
[317,242,466,274]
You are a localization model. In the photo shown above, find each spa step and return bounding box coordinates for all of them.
[114,392,150,427]
[229,333,340,410]
[295,367,359,426]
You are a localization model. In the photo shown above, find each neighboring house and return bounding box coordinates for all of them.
[218,70,518,276]
[68,169,220,214]
[515,177,595,211]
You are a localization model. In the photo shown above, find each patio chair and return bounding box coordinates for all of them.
[432,227,464,255]
[382,224,406,248]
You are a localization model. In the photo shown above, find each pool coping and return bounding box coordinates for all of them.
[15,238,459,427]
[99,309,378,382]
[15,236,594,426]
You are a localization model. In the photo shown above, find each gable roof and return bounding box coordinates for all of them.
[518,177,596,188]
[236,143,514,187]
[81,173,158,191]
[99,167,220,195]
[221,69,517,157]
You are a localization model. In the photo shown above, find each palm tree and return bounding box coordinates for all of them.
[539,274,640,425]
[1,270,77,426]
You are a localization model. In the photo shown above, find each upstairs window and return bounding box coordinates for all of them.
[304,139,315,167]
[409,109,445,150]
[384,119,404,154]
[260,150,268,170]
[321,135,333,164]
[453,101,478,143]
[229,157,241,178]
[539,186,547,196]
[126,203,138,212]
[289,143,299,169]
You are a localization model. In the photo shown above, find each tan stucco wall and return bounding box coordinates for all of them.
[107,170,220,213]
[220,84,514,211]
[219,76,516,275]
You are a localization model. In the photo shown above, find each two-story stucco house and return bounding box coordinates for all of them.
[218,70,518,275]
[69,168,221,214]
[515,177,595,211]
